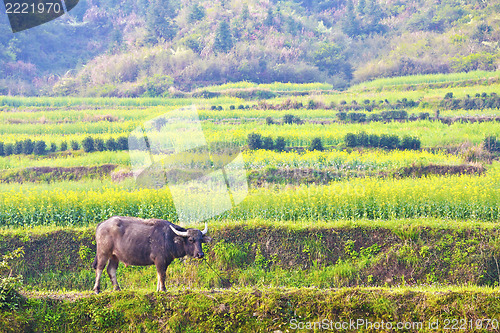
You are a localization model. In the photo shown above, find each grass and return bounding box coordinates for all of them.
[351,70,500,90]
[197,81,333,92]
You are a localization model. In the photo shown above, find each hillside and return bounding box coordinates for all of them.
[1,0,500,96]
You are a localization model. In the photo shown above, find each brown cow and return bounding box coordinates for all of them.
[92,216,211,294]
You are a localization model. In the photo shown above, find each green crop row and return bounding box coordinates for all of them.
[1,167,499,226]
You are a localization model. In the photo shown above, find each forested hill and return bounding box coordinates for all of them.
[1,0,499,96]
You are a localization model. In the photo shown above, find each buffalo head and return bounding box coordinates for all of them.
[170,222,212,259]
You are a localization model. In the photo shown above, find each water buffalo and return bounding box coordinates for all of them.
[92,216,211,294]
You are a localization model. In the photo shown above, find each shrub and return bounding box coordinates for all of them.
[49,143,57,153]
[266,117,274,125]
[336,112,347,121]
[274,137,286,152]
[418,112,430,120]
[248,133,262,150]
[247,133,262,150]
[71,140,79,150]
[483,136,500,152]
[82,136,95,153]
[60,141,68,151]
[105,138,117,151]
[400,136,414,150]
[262,136,274,150]
[345,133,357,147]
[33,141,46,155]
[0,142,3,156]
[347,112,366,122]
[117,137,128,150]
[0,248,24,311]
[309,137,324,151]
[356,132,369,147]
[94,138,106,152]
[307,99,316,109]
[283,114,301,125]
[22,139,34,155]
[229,105,235,110]
[368,134,380,147]
[13,141,23,155]
[4,144,13,156]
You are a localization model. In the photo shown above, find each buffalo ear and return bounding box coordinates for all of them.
[174,236,183,244]
[202,235,213,243]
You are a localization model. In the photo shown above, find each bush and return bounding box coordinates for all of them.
[22,139,34,155]
[49,143,57,153]
[483,136,500,152]
[283,114,302,125]
[247,133,262,150]
[368,134,380,147]
[4,144,13,156]
[94,138,106,152]
[266,117,274,125]
[275,137,286,152]
[82,136,95,153]
[347,112,366,122]
[117,137,128,150]
[345,133,357,147]
[60,141,68,151]
[0,248,24,311]
[105,138,117,151]
[262,136,274,150]
[336,112,347,121]
[309,137,324,151]
[0,142,3,156]
[33,141,46,155]
[71,140,79,150]
[13,141,23,155]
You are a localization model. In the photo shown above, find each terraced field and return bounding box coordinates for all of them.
[1,72,500,331]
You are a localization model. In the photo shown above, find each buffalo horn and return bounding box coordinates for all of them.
[202,222,208,235]
[170,225,189,237]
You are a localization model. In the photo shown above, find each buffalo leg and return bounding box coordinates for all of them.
[107,255,121,291]
[93,254,109,294]
[155,263,167,292]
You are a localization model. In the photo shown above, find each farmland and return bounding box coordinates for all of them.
[1,71,500,331]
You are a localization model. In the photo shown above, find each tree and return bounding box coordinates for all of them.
[313,43,353,82]
[188,4,206,23]
[356,0,366,15]
[146,0,178,42]
[241,4,249,21]
[213,21,233,53]
[341,0,361,37]
[264,8,274,26]
[60,141,68,151]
